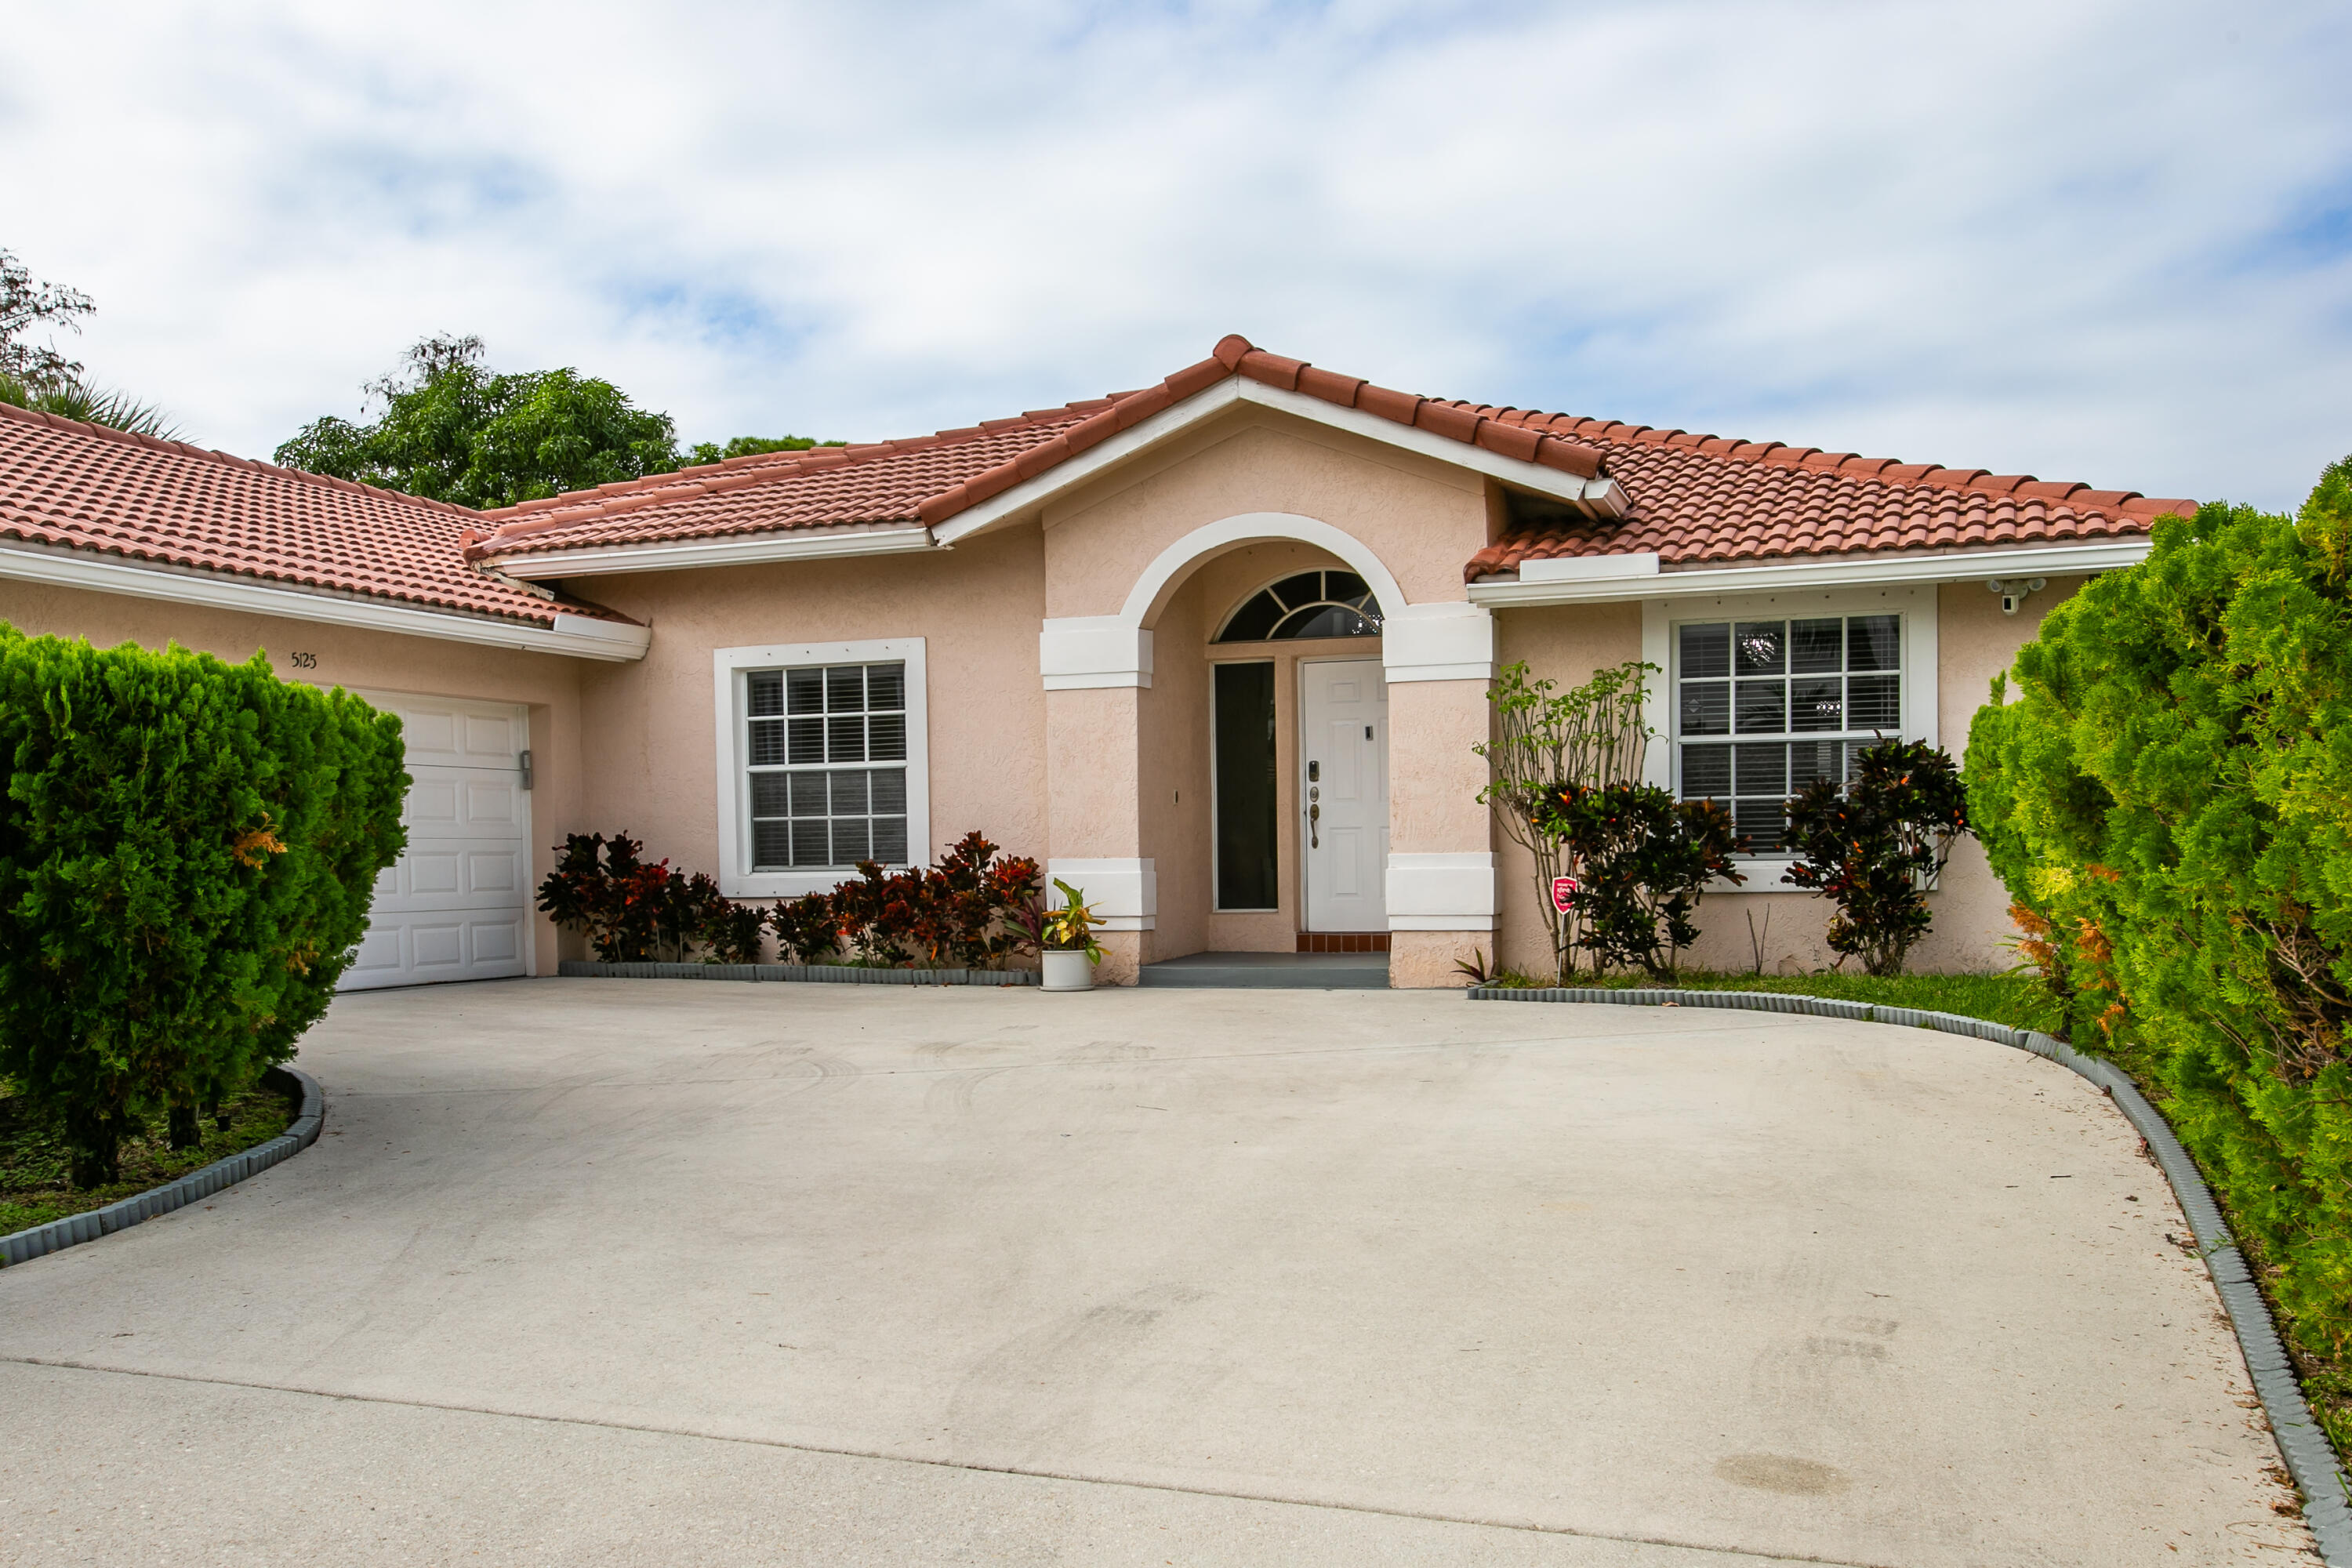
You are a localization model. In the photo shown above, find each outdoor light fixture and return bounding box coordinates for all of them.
[1987,577,2046,616]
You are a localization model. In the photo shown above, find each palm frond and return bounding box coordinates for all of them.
[0,370,180,440]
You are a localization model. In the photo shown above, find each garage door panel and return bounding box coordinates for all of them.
[406,779,461,830]
[463,713,520,760]
[412,921,465,971]
[471,919,522,964]
[344,692,532,991]
[463,779,521,830]
[376,842,529,913]
[407,850,463,898]
[466,848,523,896]
[399,710,459,761]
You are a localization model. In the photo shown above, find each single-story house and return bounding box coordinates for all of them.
[0,335,2190,987]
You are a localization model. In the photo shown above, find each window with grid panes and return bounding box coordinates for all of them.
[1674,615,1901,853]
[745,662,909,870]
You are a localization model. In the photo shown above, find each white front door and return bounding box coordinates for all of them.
[1301,659,1388,932]
[340,693,532,990]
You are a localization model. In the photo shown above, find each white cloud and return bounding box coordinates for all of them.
[5,0,2347,506]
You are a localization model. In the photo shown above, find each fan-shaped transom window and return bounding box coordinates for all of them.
[1214,570,1384,643]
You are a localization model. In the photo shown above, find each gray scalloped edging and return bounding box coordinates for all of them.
[1467,985,2352,1562]
[557,959,1036,986]
[0,1065,324,1271]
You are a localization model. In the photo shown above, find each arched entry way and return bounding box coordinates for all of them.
[1036,513,1497,985]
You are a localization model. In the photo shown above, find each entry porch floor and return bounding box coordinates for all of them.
[1137,949,1389,988]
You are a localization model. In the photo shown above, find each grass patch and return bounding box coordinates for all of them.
[1479,967,2063,1033]
[0,1076,295,1237]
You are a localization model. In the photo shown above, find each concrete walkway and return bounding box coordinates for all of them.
[0,980,2316,1566]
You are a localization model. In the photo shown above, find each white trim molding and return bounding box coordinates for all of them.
[1040,618,1155,690]
[1642,583,1936,891]
[1385,851,1496,932]
[1381,601,1495,683]
[1470,539,2150,608]
[1064,510,1490,686]
[1519,551,1660,583]
[494,524,936,580]
[931,379,1624,549]
[0,541,652,662]
[1046,857,1156,931]
[710,637,931,899]
[1120,513,1410,631]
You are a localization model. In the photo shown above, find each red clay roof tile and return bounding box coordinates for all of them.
[1461,395,2195,580]
[0,400,620,628]
[466,336,1610,561]
[413,333,2191,585]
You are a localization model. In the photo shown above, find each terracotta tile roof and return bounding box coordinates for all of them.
[0,401,626,628]
[466,334,2190,582]
[1454,404,2194,580]
[464,334,1610,560]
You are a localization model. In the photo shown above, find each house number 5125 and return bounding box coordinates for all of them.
[288,652,318,670]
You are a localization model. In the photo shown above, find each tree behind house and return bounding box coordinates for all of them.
[278,334,833,509]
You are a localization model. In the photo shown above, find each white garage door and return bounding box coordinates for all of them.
[341,693,533,991]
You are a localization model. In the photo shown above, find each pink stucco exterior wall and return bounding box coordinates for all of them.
[6,397,2096,992]
[565,526,1051,883]
[1027,408,1502,978]
[1487,576,2091,980]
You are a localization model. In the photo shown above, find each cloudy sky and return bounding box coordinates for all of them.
[5,1,2347,508]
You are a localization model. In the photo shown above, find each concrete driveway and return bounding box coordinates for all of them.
[0,980,2314,1566]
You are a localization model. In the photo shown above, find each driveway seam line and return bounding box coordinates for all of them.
[315,1022,1795,1095]
[1468,984,2350,1564]
[0,1353,1896,1568]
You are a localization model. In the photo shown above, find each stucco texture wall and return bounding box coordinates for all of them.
[1486,578,2083,980]
[1142,541,1383,960]
[566,527,1050,891]
[1039,408,1497,975]
[1040,411,1489,617]
[0,579,590,975]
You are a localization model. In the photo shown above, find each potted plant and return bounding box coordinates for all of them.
[1022,879,1104,992]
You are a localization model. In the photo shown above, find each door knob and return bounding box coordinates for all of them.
[1308,801,1319,848]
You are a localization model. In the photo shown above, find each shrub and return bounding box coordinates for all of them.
[768,892,841,964]
[1965,460,2352,1450]
[1475,659,1653,981]
[1782,738,1970,976]
[820,833,1040,968]
[0,630,407,1185]
[691,880,768,964]
[924,831,1043,968]
[540,829,1040,971]
[539,833,671,961]
[538,833,736,962]
[1532,781,1743,979]
[825,861,915,965]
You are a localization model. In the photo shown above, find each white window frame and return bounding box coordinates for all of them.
[1640,583,1936,890]
[711,637,929,898]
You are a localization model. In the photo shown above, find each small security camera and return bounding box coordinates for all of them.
[1987,577,2046,616]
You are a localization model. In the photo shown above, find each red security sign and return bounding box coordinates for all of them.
[1551,876,1580,913]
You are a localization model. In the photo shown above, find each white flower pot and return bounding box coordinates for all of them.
[1040,949,1095,992]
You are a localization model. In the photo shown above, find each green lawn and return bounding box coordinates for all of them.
[1483,965,2063,1033]
[0,1077,295,1237]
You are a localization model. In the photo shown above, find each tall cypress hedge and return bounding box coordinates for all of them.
[0,629,408,1185]
[1966,457,2352,1443]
